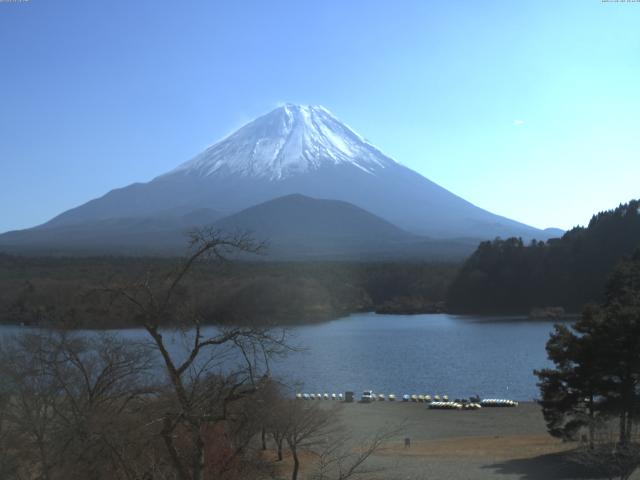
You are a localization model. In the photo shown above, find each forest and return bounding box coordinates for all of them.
[447,199,640,314]
[0,252,457,328]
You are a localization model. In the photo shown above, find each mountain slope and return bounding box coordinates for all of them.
[0,104,560,256]
[0,194,478,259]
[0,208,223,255]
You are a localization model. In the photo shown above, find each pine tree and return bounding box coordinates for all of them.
[536,250,640,446]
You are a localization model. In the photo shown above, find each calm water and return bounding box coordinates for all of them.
[271,313,565,401]
[0,313,567,400]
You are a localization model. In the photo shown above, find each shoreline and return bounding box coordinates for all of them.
[0,310,580,331]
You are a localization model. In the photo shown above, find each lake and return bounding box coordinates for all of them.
[0,313,568,400]
[271,313,565,401]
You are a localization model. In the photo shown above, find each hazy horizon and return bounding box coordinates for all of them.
[1,0,639,234]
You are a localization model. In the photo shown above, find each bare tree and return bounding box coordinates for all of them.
[283,401,338,480]
[271,399,398,480]
[251,379,289,462]
[269,408,288,462]
[0,333,60,479]
[310,425,399,480]
[105,229,293,480]
[3,229,394,480]
[0,331,158,480]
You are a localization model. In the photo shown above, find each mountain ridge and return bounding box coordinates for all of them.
[0,194,479,259]
[0,104,562,256]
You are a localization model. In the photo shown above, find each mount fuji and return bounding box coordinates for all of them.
[0,104,560,257]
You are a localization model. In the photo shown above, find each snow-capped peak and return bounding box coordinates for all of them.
[166,104,398,180]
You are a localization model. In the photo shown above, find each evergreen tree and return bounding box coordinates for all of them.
[536,250,640,446]
[535,311,603,444]
[448,199,640,314]
[597,249,640,444]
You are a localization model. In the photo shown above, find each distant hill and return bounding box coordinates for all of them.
[0,194,479,260]
[447,199,640,313]
[213,194,478,260]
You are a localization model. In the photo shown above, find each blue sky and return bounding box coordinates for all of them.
[1,0,639,233]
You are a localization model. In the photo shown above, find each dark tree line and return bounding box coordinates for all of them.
[448,199,640,314]
[0,254,458,328]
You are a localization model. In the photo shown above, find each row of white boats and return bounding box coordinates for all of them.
[429,401,482,410]
[296,393,345,401]
[427,399,518,410]
[479,398,519,407]
[294,392,519,408]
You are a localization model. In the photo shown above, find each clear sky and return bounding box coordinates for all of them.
[1,0,638,233]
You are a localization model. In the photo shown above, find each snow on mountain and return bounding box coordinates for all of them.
[166,104,396,180]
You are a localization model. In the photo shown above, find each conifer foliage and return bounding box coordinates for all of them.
[448,200,640,313]
[535,250,640,477]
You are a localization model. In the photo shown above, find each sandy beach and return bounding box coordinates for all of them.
[270,401,639,480]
